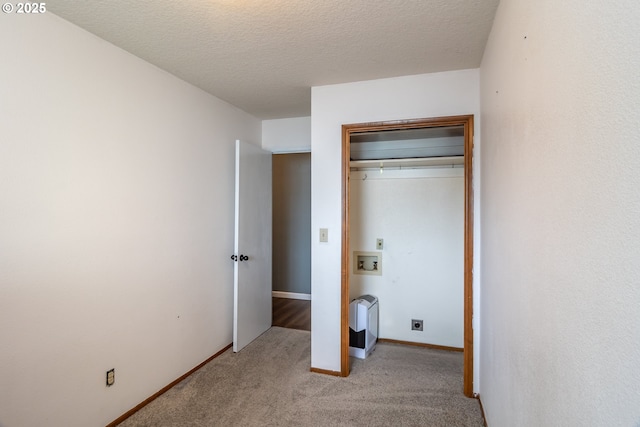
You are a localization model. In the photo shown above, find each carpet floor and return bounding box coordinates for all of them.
[119,327,483,426]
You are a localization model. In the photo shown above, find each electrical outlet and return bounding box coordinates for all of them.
[106,369,115,387]
[411,319,423,331]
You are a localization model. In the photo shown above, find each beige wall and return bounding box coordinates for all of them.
[0,13,260,426]
[480,0,640,425]
[262,117,311,153]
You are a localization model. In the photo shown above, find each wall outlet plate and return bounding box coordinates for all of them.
[411,319,423,331]
[106,369,115,387]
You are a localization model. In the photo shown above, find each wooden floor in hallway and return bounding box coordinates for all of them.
[272,297,311,331]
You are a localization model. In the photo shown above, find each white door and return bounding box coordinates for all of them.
[233,140,272,352]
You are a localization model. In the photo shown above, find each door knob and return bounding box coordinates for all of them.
[230,254,238,261]
[239,254,249,261]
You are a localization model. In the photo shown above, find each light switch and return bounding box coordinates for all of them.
[376,238,384,250]
[320,228,328,243]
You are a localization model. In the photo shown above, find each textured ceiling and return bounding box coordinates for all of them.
[48,0,499,119]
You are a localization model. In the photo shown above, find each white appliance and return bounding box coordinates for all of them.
[349,295,379,359]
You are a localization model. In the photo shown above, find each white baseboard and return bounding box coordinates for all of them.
[272,291,311,301]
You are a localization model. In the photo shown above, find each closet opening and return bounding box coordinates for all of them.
[341,115,474,397]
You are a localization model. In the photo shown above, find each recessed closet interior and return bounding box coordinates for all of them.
[348,125,465,349]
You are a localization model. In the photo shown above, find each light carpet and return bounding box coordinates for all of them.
[118,327,483,426]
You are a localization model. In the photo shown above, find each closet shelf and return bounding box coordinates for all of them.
[350,156,464,170]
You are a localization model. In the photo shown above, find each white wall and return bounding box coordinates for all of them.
[310,70,481,389]
[480,0,640,425]
[0,13,260,427]
[350,169,464,347]
[262,116,311,153]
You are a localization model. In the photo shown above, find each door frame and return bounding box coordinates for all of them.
[340,115,474,397]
